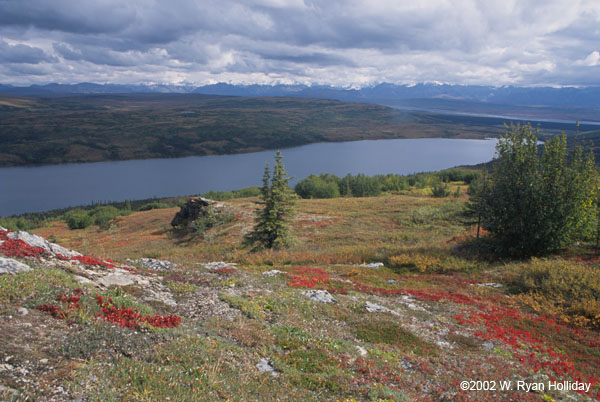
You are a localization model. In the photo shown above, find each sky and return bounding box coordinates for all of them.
[0,0,599,87]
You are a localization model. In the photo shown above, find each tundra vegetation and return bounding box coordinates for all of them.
[1,128,599,401]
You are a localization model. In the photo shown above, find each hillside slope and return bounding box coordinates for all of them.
[0,194,599,401]
[0,94,505,167]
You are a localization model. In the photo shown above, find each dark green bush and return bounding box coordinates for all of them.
[470,125,598,257]
[89,206,122,227]
[65,210,93,229]
[295,175,340,199]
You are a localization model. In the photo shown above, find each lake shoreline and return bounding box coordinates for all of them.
[0,138,498,216]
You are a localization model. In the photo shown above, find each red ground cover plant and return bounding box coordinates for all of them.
[36,289,181,329]
[286,266,330,288]
[0,237,47,259]
[95,295,181,329]
[1,228,116,268]
[454,306,600,399]
[37,289,84,319]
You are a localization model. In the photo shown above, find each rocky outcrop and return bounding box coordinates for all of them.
[0,257,32,274]
[127,258,180,271]
[200,261,237,271]
[303,289,336,303]
[171,197,213,227]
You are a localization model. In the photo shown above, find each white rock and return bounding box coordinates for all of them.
[97,270,149,288]
[365,301,390,313]
[474,282,503,288]
[365,301,400,316]
[256,358,278,376]
[356,346,367,357]
[200,261,237,271]
[303,289,336,303]
[17,307,28,316]
[331,277,353,284]
[483,341,495,350]
[6,231,81,257]
[74,276,93,285]
[0,257,32,274]
[358,262,384,269]
[128,258,180,271]
[262,270,285,277]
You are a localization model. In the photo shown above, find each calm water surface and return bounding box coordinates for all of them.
[0,138,497,216]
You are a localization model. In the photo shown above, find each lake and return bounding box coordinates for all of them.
[0,138,498,216]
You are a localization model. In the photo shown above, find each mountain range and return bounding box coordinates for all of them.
[1,82,600,108]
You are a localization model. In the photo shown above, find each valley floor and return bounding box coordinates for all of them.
[1,193,599,401]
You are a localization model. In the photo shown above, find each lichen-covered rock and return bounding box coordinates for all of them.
[365,301,394,314]
[262,270,285,277]
[303,289,336,303]
[200,261,237,271]
[0,257,32,274]
[128,258,180,271]
[256,358,278,376]
[358,262,384,268]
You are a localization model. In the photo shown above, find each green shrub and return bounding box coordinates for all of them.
[470,124,598,257]
[0,216,43,231]
[89,206,121,227]
[203,186,261,201]
[189,206,235,235]
[65,209,93,229]
[509,258,600,328]
[295,174,340,199]
[431,181,451,198]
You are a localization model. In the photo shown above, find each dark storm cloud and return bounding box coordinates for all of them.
[0,0,598,86]
[0,39,54,63]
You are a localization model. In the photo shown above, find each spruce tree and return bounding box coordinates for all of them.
[246,151,296,249]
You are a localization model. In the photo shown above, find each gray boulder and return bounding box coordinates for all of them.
[0,257,32,274]
[303,289,336,303]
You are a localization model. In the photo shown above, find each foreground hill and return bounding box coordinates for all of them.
[1,193,599,401]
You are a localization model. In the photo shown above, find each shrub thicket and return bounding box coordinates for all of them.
[65,209,94,230]
[431,181,451,198]
[295,175,340,199]
[470,124,598,257]
[294,169,476,199]
[509,258,600,328]
[203,187,261,201]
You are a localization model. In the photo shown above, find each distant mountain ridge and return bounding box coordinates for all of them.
[2,82,600,108]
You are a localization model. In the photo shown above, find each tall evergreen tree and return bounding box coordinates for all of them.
[246,151,296,249]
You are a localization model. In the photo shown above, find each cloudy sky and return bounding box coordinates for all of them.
[0,0,599,87]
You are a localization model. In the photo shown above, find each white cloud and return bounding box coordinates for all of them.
[575,50,600,66]
[0,0,599,86]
